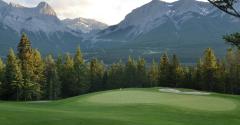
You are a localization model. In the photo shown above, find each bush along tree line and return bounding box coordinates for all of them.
[1,33,240,101]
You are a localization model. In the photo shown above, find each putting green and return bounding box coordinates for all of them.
[87,90,237,111]
[1,88,240,125]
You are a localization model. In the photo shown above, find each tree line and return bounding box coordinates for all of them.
[0,34,240,101]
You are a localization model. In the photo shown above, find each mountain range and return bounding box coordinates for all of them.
[0,0,240,63]
[0,0,106,57]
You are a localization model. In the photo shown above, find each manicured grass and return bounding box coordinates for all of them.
[87,90,236,111]
[0,88,240,125]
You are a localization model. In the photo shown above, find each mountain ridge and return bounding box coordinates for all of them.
[86,0,240,63]
[0,0,240,64]
[0,0,108,57]
[63,17,108,33]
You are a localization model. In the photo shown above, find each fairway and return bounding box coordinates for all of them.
[0,88,240,125]
[87,90,236,111]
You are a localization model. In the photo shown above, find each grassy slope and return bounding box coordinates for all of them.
[0,88,240,125]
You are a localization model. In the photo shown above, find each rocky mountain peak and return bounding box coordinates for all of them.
[37,2,56,16]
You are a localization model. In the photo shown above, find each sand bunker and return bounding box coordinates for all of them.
[159,88,211,95]
[27,101,50,103]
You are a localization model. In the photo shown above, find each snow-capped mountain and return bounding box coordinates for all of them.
[0,0,108,34]
[0,0,107,56]
[100,0,218,37]
[92,0,240,63]
[96,0,240,39]
[0,0,7,8]
[0,1,69,33]
[0,0,84,56]
[63,17,108,33]
[1,0,240,64]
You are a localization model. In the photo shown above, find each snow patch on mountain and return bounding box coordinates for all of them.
[0,0,7,11]
[63,17,108,33]
[107,0,216,37]
[0,0,108,36]
[0,1,67,34]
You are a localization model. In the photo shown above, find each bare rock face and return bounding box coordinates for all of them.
[37,2,57,16]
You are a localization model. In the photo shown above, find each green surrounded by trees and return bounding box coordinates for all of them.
[0,33,240,101]
[1,88,240,125]
[1,1,240,125]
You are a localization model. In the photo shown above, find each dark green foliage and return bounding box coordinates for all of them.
[60,53,75,97]
[2,49,23,100]
[208,0,240,18]
[224,48,240,94]
[194,59,204,89]
[201,48,218,91]
[136,58,147,87]
[2,33,240,101]
[73,47,90,95]
[125,56,138,87]
[17,34,42,101]
[148,59,158,87]
[181,67,195,89]
[158,53,171,87]
[106,60,125,89]
[0,58,4,85]
[169,54,184,87]
[17,33,32,62]
[224,33,240,49]
[90,59,104,91]
[44,55,61,100]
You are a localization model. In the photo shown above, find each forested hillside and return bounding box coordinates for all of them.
[0,33,240,101]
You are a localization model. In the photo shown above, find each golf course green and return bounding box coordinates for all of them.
[0,88,240,125]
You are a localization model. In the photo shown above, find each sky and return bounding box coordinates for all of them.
[3,0,207,25]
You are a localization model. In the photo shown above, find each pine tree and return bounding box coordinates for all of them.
[225,48,240,93]
[148,59,159,87]
[224,48,235,93]
[169,54,183,87]
[74,47,84,65]
[208,0,240,18]
[17,33,41,101]
[194,59,203,90]
[107,60,125,89]
[234,49,240,94]
[182,66,194,88]
[90,58,104,91]
[73,47,90,95]
[125,56,137,87]
[234,63,240,94]
[226,48,235,67]
[3,49,23,100]
[0,58,4,97]
[0,58,4,84]
[32,50,45,82]
[31,49,45,99]
[56,55,64,79]
[223,33,240,49]
[44,55,61,100]
[235,49,240,64]
[18,33,32,61]
[136,57,147,87]
[202,48,218,91]
[61,53,75,97]
[158,53,170,87]
[102,71,108,90]
[215,60,227,93]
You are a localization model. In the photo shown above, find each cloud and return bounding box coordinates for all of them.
[3,0,207,25]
